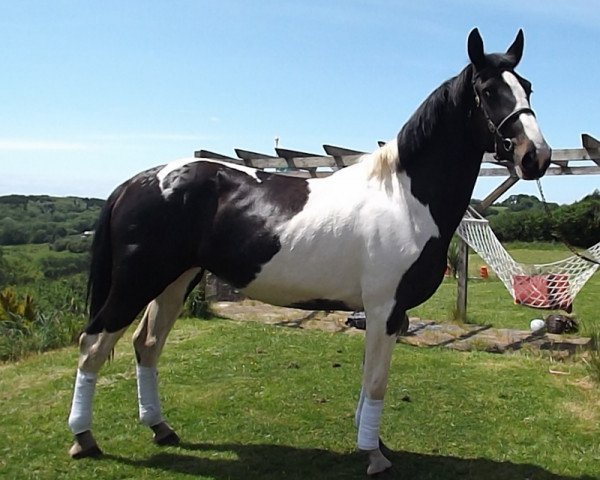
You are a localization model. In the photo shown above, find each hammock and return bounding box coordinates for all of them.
[456,207,600,312]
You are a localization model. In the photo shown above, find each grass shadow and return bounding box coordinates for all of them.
[104,442,598,480]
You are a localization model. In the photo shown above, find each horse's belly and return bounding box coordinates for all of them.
[241,241,364,310]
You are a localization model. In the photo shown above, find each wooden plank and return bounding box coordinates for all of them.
[478,166,600,177]
[293,156,337,169]
[322,145,365,156]
[582,133,600,167]
[274,148,321,176]
[234,149,288,169]
[235,148,278,160]
[479,176,520,210]
[234,149,277,168]
[194,150,244,165]
[248,157,289,170]
[271,148,338,170]
[456,238,469,322]
[323,145,365,169]
[582,133,600,149]
[551,148,595,161]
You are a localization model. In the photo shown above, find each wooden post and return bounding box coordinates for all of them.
[456,238,469,321]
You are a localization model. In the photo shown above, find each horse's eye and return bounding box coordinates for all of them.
[483,89,492,99]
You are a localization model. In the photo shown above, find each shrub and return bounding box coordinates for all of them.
[0,287,85,362]
[183,281,212,319]
[39,255,89,279]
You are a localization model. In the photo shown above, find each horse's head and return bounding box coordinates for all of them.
[467,28,551,180]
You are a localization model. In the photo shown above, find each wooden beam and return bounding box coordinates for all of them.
[582,133,600,149]
[479,175,520,211]
[582,133,600,167]
[322,145,365,156]
[194,150,243,165]
[479,165,600,177]
[234,149,286,169]
[456,238,469,322]
[235,149,277,160]
[323,145,365,169]
[275,148,322,176]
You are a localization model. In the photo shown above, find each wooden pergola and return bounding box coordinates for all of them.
[195,133,600,318]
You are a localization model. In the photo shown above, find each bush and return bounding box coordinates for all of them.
[183,280,212,319]
[0,218,29,245]
[553,196,600,248]
[0,310,84,362]
[489,192,600,247]
[39,255,89,279]
[0,287,85,362]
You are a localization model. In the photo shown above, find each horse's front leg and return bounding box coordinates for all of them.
[356,299,401,475]
[132,268,201,445]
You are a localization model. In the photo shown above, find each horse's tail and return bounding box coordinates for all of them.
[85,183,126,334]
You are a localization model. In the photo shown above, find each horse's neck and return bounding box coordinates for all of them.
[399,130,483,240]
[394,67,484,240]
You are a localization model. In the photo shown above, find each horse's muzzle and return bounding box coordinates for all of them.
[517,141,552,180]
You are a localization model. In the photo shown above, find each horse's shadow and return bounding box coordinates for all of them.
[104,441,598,480]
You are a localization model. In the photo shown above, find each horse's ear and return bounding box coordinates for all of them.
[467,28,486,70]
[506,29,524,67]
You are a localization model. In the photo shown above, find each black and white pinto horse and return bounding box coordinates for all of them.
[68,29,551,475]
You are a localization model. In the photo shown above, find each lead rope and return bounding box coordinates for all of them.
[536,179,600,266]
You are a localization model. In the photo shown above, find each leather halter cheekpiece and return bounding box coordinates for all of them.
[473,81,536,161]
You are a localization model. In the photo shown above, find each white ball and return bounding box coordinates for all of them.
[530,319,545,332]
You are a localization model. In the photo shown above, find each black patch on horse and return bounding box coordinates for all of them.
[200,167,310,288]
[289,299,352,311]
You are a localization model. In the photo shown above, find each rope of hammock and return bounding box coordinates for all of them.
[456,207,600,311]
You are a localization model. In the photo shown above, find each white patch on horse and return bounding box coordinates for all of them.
[242,160,440,308]
[156,158,262,198]
[502,72,546,150]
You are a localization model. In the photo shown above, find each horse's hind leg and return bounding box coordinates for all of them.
[68,266,181,458]
[132,268,202,446]
[68,327,128,458]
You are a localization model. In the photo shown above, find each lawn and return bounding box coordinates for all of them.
[0,318,598,479]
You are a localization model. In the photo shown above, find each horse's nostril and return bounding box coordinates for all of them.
[521,150,537,171]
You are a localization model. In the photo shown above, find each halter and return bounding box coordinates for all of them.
[472,80,536,161]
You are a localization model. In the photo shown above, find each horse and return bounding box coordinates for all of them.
[67,28,551,475]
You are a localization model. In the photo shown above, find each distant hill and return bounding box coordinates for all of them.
[0,195,105,246]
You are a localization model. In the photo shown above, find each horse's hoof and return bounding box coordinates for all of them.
[69,431,102,459]
[151,422,180,446]
[365,448,392,476]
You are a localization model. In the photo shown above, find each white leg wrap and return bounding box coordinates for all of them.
[355,387,366,428]
[357,397,384,451]
[68,369,97,435]
[136,365,163,427]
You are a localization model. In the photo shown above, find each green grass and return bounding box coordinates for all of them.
[1,319,599,479]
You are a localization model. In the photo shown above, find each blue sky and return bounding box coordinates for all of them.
[1,0,598,203]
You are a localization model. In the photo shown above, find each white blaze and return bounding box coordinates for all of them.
[501,71,547,150]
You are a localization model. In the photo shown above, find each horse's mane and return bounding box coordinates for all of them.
[366,141,399,182]
[396,64,474,161]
